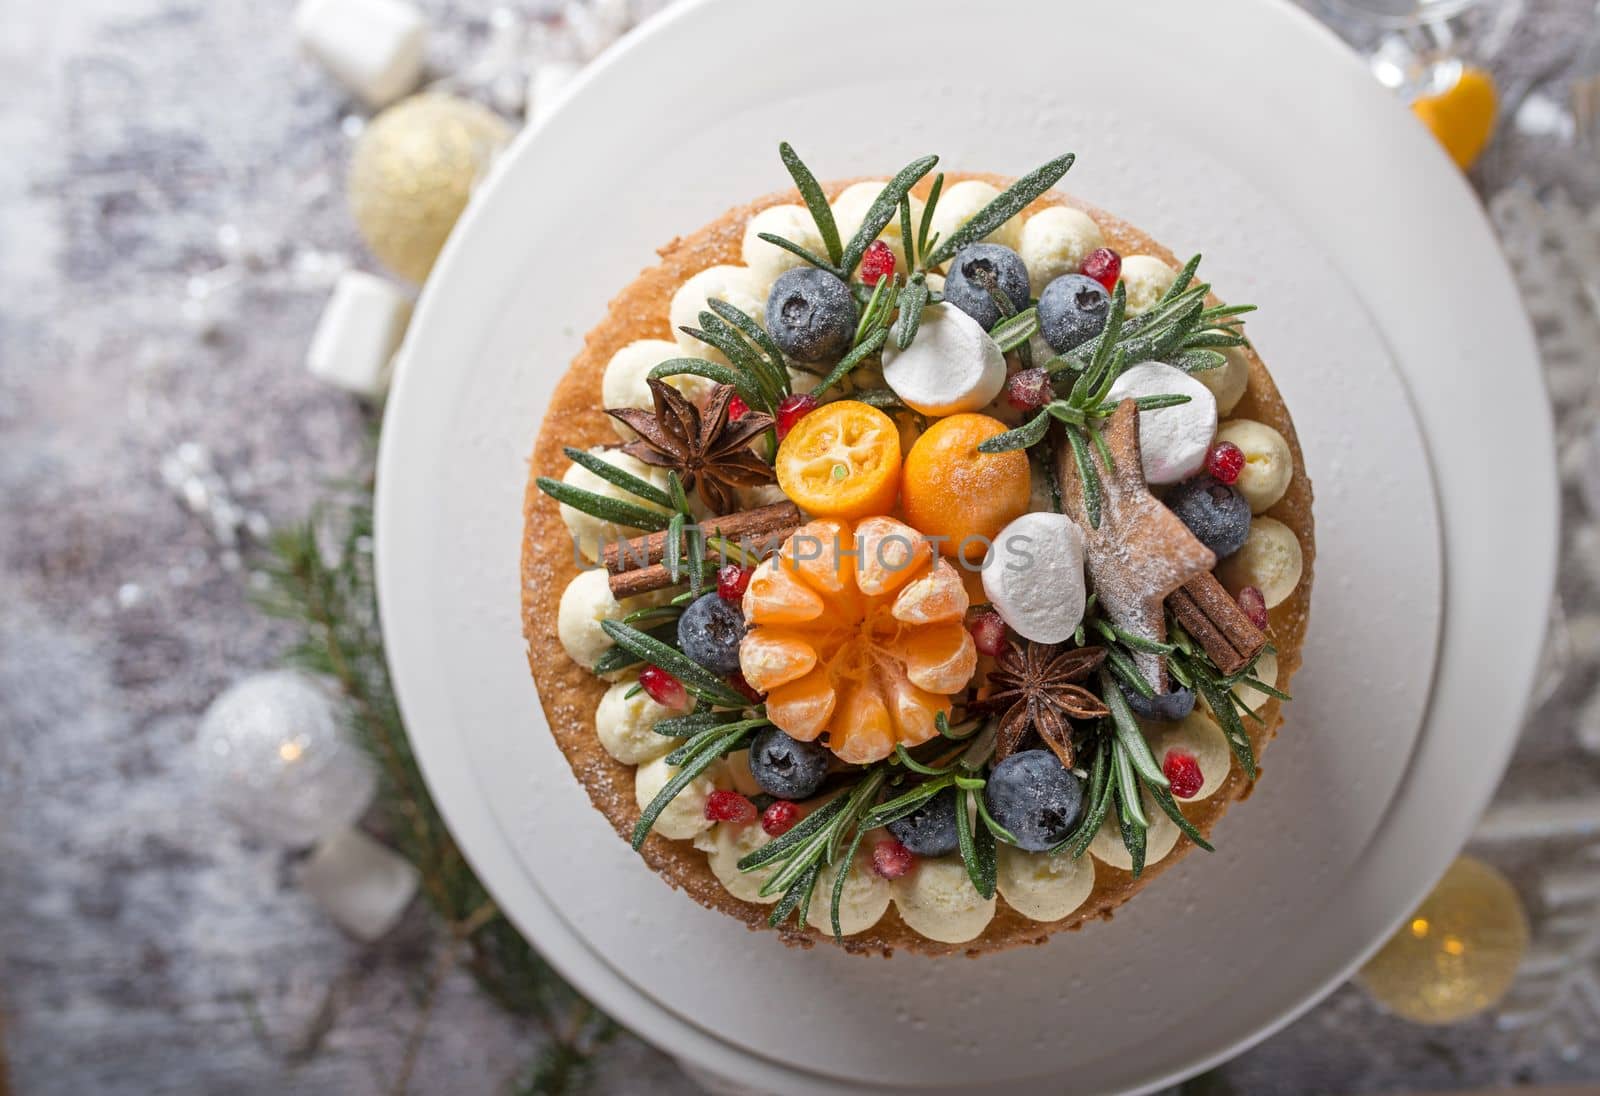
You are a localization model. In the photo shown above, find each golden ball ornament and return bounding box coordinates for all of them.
[1358,856,1529,1025]
[348,93,512,284]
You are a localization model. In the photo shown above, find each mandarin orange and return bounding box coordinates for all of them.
[900,413,1031,561]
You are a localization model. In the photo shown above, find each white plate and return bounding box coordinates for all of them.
[375,0,1554,1092]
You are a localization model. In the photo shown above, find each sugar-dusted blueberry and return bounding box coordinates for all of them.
[677,592,746,673]
[748,725,829,800]
[1037,273,1111,353]
[984,749,1085,852]
[1121,682,1196,722]
[1165,475,1252,558]
[886,786,960,857]
[943,243,1031,330]
[765,267,857,363]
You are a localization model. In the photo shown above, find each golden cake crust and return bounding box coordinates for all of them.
[520,174,1314,957]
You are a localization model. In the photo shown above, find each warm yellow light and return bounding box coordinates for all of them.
[279,740,304,762]
[1410,917,1430,938]
[1443,935,1465,957]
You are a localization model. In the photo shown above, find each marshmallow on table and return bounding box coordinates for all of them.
[298,826,420,941]
[926,179,1023,257]
[1215,418,1294,513]
[1106,361,1218,485]
[880,303,1006,416]
[293,0,427,107]
[1019,205,1104,295]
[1216,516,1303,608]
[305,270,412,399]
[1119,255,1178,316]
[982,512,1087,643]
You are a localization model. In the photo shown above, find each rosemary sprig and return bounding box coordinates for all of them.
[534,477,672,532]
[924,152,1076,268]
[598,620,751,709]
[839,154,938,276]
[778,141,843,267]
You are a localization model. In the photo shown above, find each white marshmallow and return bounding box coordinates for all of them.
[926,180,1022,258]
[600,339,709,440]
[1143,710,1232,801]
[1119,255,1177,316]
[830,181,923,271]
[806,842,891,936]
[890,857,996,944]
[593,680,676,764]
[668,265,767,363]
[995,844,1095,922]
[1106,361,1218,484]
[557,447,672,561]
[305,271,411,399]
[982,512,1087,643]
[1089,788,1181,870]
[1196,343,1251,415]
[880,303,1006,416]
[298,827,420,941]
[1019,206,1104,295]
[293,0,427,107]
[1215,418,1293,513]
[633,756,714,840]
[1217,516,1303,608]
[741,204,825,293]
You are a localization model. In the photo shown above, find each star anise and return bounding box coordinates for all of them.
[983,641,1110,767]
[607,380,775,514]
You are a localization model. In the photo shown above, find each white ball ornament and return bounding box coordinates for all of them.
[1106,361,1218,485]
[196,670,375,847]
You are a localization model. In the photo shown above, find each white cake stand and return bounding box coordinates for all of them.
[375,1,1555,1091]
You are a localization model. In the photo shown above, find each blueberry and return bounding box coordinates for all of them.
[677,592,745,673]
[1121,683,1196,722]
[1037,274,1111,353]
[984,749,1085,852]
[748,726,829,799]
[942,244,1032,330]
[765,267,857,362]
[1165,475,1252,558]
[886,787,960,857]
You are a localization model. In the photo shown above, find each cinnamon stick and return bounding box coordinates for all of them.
[600,501,802,575]
[609,563,681,600]
[1167,573,1266,676]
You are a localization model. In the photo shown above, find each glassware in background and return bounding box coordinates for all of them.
[1323,0,1488,99]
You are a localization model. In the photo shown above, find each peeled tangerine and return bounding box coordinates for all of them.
[739,517,978,764]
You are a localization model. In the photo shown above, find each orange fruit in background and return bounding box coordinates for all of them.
[901,413,1032,561]
[1412,67,1497,171]
[775,400,901,520]
[740,517,976,765]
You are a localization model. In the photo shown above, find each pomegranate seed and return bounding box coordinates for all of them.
[1005,367,1051,411]
[728,670,763,704]
[858,240,896,285]
[967,608,1009,657]
[1163,749,1204,799]
[775,393,818,440]
[761,800,801,836]
[727,394,750,422]
[705,789,757,824]
[1237,586,1269,630]
[1207,441,1245,485]
[717,563,753,602]
[639,665,689,711]
[1080,247,1122,292]
[872,838,916,879]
